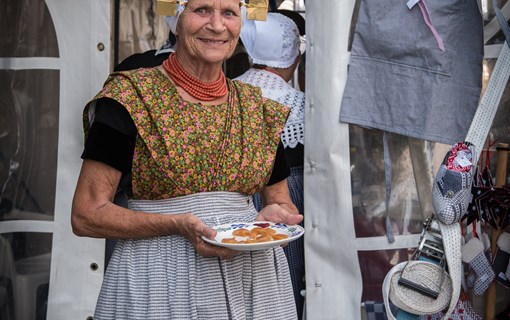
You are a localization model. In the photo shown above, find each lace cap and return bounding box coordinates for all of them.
[240,12,300,68]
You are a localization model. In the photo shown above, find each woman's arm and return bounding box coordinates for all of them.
[257,178,303,225]
[72,159,176,239]
[71,159,237,258]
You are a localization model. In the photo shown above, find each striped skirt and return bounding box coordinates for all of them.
[94,191,297,320]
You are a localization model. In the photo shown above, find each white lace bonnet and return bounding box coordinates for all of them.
[240,12,300,68]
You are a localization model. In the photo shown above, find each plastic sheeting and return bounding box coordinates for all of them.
[1,1,60,319]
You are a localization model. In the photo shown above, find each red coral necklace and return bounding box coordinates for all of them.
[162,53,228,101]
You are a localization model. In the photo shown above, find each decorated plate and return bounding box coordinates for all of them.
[202,221,305,251]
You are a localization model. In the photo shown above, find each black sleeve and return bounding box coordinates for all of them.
[81,98,136,173]
[266,141,291,186]
[92,98,137,135]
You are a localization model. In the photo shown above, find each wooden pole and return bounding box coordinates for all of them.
[486,142,509,320]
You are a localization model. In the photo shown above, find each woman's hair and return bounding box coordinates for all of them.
[298,52,306,74]
[273,9,305,36]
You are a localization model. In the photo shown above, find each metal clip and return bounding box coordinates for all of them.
[416,218,445,263]
[397,217,447,299]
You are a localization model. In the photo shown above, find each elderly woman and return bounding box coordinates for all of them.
[71,0,303,319]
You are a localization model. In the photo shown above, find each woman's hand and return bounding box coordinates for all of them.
[257,178,303,225]
[176,213,238,260]
[256,203,303,225]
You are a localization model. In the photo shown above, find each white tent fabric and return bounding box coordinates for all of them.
[304,1,363,319]
[44,0,110,319]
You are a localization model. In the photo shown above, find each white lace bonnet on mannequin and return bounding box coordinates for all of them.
[240,12,300,68]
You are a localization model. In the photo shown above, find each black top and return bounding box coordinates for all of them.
[82,98,290,196]
[284,143,304,168]
[115,50,167,71]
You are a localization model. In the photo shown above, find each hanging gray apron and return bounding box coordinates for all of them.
[340,0,484,145]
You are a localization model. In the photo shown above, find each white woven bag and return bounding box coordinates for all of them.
[391,261,452,315]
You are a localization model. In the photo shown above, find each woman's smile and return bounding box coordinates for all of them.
[199,38,228,44]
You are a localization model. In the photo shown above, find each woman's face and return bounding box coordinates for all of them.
[177,0,242,65]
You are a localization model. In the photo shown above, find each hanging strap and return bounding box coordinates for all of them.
[438,221,462,318]
[465,0,510,160]
[384,132,396,243]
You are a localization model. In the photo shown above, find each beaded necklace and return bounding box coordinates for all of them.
[162,53,228,101]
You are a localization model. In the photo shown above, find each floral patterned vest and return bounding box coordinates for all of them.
[83,68,289,200]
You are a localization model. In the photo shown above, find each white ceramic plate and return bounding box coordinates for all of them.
[202,221,305,251]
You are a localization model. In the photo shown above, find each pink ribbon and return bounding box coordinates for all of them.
[409,0,445,52]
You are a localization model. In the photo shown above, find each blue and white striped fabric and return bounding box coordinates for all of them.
[94,192,297,320]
